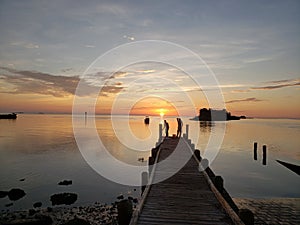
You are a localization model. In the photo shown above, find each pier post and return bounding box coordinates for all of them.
[262,145,267,165]
[239,208,254,225]
[253,142,257,160]
[214,176,224,192]
[194,149,201,161]
[148,156,154,174]
[141,172,148,195]
[117,199,133,225]
[151,148,158,159]
[185,124,189,139]
[200,158,209,171]
[159,124,163,142]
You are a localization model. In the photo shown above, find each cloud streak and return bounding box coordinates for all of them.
[226,97,264,104]
[251,78,300,90]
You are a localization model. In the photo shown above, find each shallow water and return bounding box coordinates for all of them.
[0,114,299,211]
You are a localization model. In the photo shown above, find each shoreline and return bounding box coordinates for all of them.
[1,197,299,224]
[233,197,300,224]
[0,202,119,225]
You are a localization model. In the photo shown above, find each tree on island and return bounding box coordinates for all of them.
[198,108,246,121]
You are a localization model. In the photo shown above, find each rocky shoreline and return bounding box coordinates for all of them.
[0,202,120,225]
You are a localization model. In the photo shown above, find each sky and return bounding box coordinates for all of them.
[0,0,299,118]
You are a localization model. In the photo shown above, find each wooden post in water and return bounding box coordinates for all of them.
[185,124,189,139]
[253,142,257,160]
[262,145,267,165]
[141,172,148,195]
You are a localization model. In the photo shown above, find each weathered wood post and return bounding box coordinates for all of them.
[200,158,209,171]
[148,156,154,174]
[239,208,254,225]
[194,149,201,161]
[141,172,148,195]
[151,148,158,159]
[262,145,267,165]
[117,199,133,225]
[185,124,189,139]
[253,142,257,160]
[159,124,163,142]
[214,176,224,192]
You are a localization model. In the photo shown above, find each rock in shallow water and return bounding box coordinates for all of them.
[61,218,90,225]
[33,202,42,208]
[58,180,72,186]
[0,191,8,198]
[50,193,77,206]
[8,188,26,201]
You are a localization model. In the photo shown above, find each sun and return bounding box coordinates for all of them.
[159,108,166,117]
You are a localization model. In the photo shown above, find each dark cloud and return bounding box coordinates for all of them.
[226,97,264,104]
[0,67,124,97]
[252,78,300,90]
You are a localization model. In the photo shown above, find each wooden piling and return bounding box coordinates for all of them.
[253,142,257,160]
[194,149,201,161]
[214,176,224,193]
[141,172,148,195]
[262,145,267,165]
[151,148,158,159]
[159,124,163,142]
[185,124,189,139]
[239,208,254,225]
[117,199,133,225]
[148,156,154,174]
[200,158,209,171]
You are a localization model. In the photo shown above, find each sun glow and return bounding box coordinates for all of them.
[159,108,166,117]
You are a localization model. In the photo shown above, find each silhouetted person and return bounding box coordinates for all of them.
[164,120,169,137]
[176,118,183,138]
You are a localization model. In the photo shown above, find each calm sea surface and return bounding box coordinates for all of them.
[0,114,299,211]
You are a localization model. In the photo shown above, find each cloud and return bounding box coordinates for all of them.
[243,57,272,64]
[136,69,155,74]
[0,67,124,97]
[231,89,250,93]
[10,42,39,49]
[251,78,300,90]
[226,97,264,104]
[84,44,95,48]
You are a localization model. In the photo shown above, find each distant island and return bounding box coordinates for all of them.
[195,108,246,121]
[0,113,17,119]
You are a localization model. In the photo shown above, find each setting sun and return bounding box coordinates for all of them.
[129,97,179,116]
[159,108,166,117]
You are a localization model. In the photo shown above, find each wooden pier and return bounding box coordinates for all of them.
[130,126,244,225]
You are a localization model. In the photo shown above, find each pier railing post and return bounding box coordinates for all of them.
[185,124,189,140]
[159,124,163,142]
[194,149,201,161]
[141,172,148,195]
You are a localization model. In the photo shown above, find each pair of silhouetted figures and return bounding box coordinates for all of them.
[163,118,183,138]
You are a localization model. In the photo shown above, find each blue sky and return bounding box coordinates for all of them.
[0,0,299,117]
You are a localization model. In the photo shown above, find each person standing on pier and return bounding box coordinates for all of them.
[176,118,183,138]
[164,120,169,137]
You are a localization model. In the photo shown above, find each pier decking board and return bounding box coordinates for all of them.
[136,138,236,225]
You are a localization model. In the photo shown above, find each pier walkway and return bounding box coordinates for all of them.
[131,134,243,225]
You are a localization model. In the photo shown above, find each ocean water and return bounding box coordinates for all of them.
[0,114,299,211]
